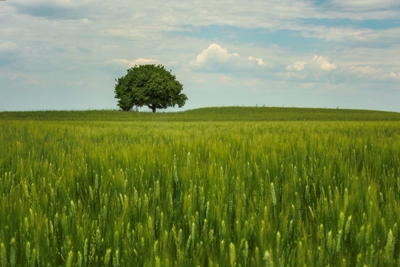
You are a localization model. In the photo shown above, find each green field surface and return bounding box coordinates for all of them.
[1,106,400,121]
[1,108,399,266]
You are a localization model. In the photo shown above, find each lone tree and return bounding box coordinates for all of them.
[114,64,188,112]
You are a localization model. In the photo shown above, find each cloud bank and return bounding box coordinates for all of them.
[1,0,399,112]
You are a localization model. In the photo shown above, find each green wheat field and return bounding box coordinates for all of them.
[1,107,400,266]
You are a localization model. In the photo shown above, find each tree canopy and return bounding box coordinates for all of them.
[114,64,188,112]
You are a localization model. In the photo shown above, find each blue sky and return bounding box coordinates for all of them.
[1,0,400,112]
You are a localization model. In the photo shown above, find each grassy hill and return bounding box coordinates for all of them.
[1,106,400,121]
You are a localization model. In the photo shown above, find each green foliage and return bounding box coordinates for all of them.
[114,64,187,112]
[1,115,400,266]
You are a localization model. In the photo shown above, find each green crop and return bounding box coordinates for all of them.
[0,109,399,266]
[1,107,400,121]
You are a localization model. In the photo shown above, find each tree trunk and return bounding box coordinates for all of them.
[149,105,156,113]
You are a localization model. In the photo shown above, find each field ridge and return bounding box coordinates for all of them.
[1,106,400,121]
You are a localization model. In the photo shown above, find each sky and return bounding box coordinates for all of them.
[1,0,400,112]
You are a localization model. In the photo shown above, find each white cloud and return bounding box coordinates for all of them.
[190,43,238,68]
[334,65,400,83]
[128,58,159,67]
[278,55,338,81]
[285,55,336,73]
[333,65,388,81]
[108,58,159,68]
[384,72,400,80]
[301,27,374,42]
[0,41,20,53]
[311,55,337,71]
[286,61,307,71]
[348,65,382,75]
[300,25,400,46]
[248,56,266,66]
[190,43,266,72]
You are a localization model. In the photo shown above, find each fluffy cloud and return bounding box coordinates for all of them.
[248,56,266,66]
[190,43,266,72]
[286,61,307,71]
[108,58,159,68]
[126,58,160,67]
[278,55,338,81]
[285,55,336,73]
[282,56,400,83]
[384,72,400,80]
[311,56,337,71]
